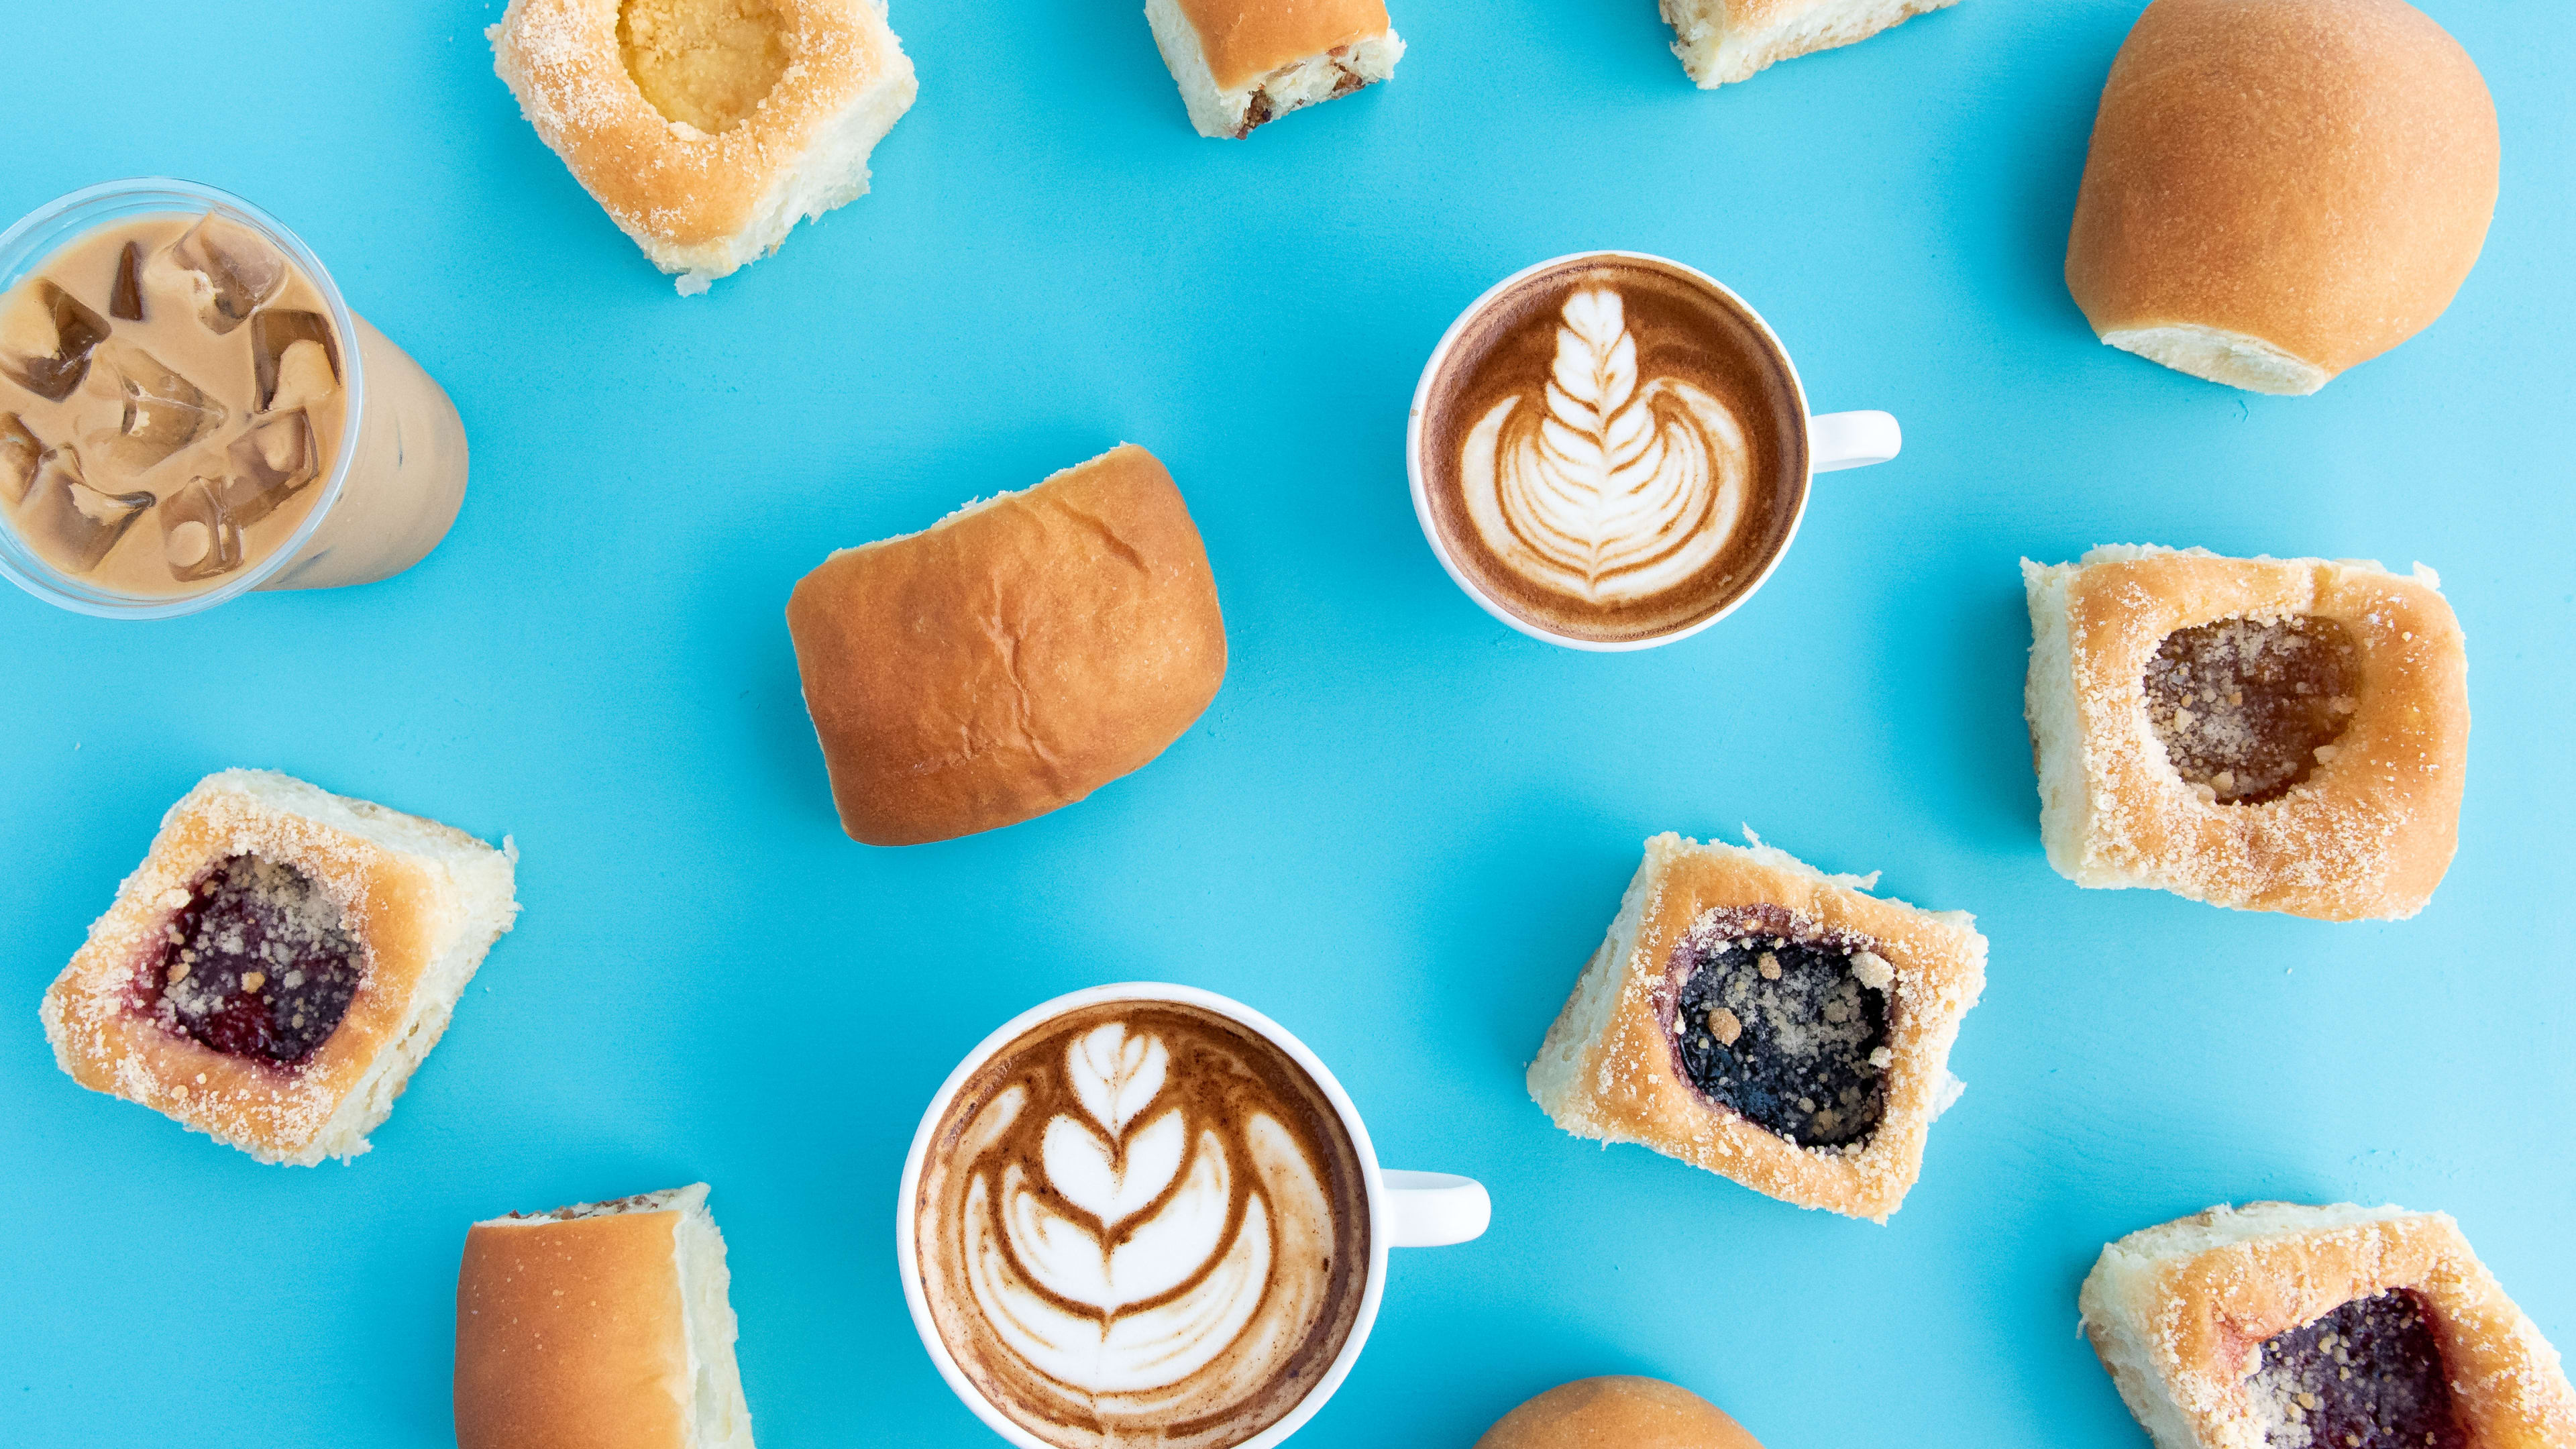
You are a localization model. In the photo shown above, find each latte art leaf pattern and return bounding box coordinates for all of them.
[1462,286,1749,605]
[957,1023,1331,1398]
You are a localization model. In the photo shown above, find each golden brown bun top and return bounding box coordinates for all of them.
[1179,0,1394,91]
[454,1210,690,1449]
[2065,0,2497,375]
[786,443,1226,847]
[1475,1377,1765,1449]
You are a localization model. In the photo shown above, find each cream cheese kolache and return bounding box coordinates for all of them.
[1146,0,1405,138]
[1527,830,1985,1223]
[39,769,519,1165]
[786,443,1226,847]
[489,0,918,294]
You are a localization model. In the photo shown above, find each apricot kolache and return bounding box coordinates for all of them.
[2023,547,2469,920]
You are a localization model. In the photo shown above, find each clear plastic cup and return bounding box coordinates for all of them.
[0,178,469,619]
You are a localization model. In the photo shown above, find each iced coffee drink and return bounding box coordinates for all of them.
[0,180,467,616]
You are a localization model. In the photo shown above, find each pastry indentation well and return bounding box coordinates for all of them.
[133,854,364,1066]
[2144,615,2360,804]
[1666,908,1891,1150]
[619,0,790,133]
[2245,1289,2467,1449]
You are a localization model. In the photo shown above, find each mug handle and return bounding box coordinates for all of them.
[1811,410,1902,473]
[1383,1170,1491,1248]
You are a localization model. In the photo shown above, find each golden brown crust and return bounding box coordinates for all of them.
[2065,0,2498,379]
[2059,552,2467,920]
[1177,0,1394,92]
[455,1210,691,1449]
[1475,1376,1764,1449]
[2090,1208,2576,1449]
[490,0,910,254]
[1534,835,1986,1222]
[786,443,1226,847]
[38,774,484,1164]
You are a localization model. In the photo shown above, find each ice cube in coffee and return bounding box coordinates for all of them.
[0,184,470,609]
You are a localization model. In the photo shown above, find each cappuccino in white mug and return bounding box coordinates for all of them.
[912,1000,1371,1449]
[1413,254,1813,646]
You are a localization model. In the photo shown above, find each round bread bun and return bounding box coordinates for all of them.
[1475,1377,1764,1449]
[2063,0,2498,396]
[785,443,1226,847]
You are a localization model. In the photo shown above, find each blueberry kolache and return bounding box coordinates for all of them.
[1527,830,1986,1222]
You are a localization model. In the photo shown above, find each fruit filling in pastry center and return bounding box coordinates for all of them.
[1667,910,1892,1149]
[2245,1290,2467,1449]
[136,854,364,1065]
[2143,615,2360,804]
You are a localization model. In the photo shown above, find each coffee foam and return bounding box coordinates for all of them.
[916,1002,1369,1449]
[1420,257,1807,643]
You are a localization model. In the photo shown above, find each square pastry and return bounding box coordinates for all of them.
[2080,1202,2576,1449]
[40,769,519,1165]
[2023,546,2469,921]
[490,0,918,294]
[1527,830,1986,1222]
[1145,0,1404,139]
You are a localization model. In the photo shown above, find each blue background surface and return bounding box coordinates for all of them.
[3,1,2571,1444]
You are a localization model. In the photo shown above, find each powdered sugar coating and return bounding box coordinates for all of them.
[1527,830,1984,1222]
[2023,546,2467,921]
[38,769,517,1165]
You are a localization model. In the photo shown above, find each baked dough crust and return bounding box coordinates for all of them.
[1175,0,1393,91]
[786,443,1226,846]
[2079,1203,2576,1449]
[2023,546,2467,920]
[456,1192,702,1449]
[39,770,515,1165]
[1527,832,1986,1222]
[490,0,916,290]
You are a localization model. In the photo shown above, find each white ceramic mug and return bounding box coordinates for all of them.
[1406,250,1902,653]
[896,982,1491,1449]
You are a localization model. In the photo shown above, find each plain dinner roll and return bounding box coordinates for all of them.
[786,443,1226,846]
[1476,1376,1765,1449]
[2064,0,2498,396]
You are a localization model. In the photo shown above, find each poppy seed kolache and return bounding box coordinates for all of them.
[40,769,519,1165]
[786,443,1226,847]
[1527,830,1986,1222]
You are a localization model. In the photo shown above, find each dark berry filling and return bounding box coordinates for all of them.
[2144,615,2361,804]
[134,855,364,1066]
[2247,1290,2467,1449]
[1665,906,1892,1149]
